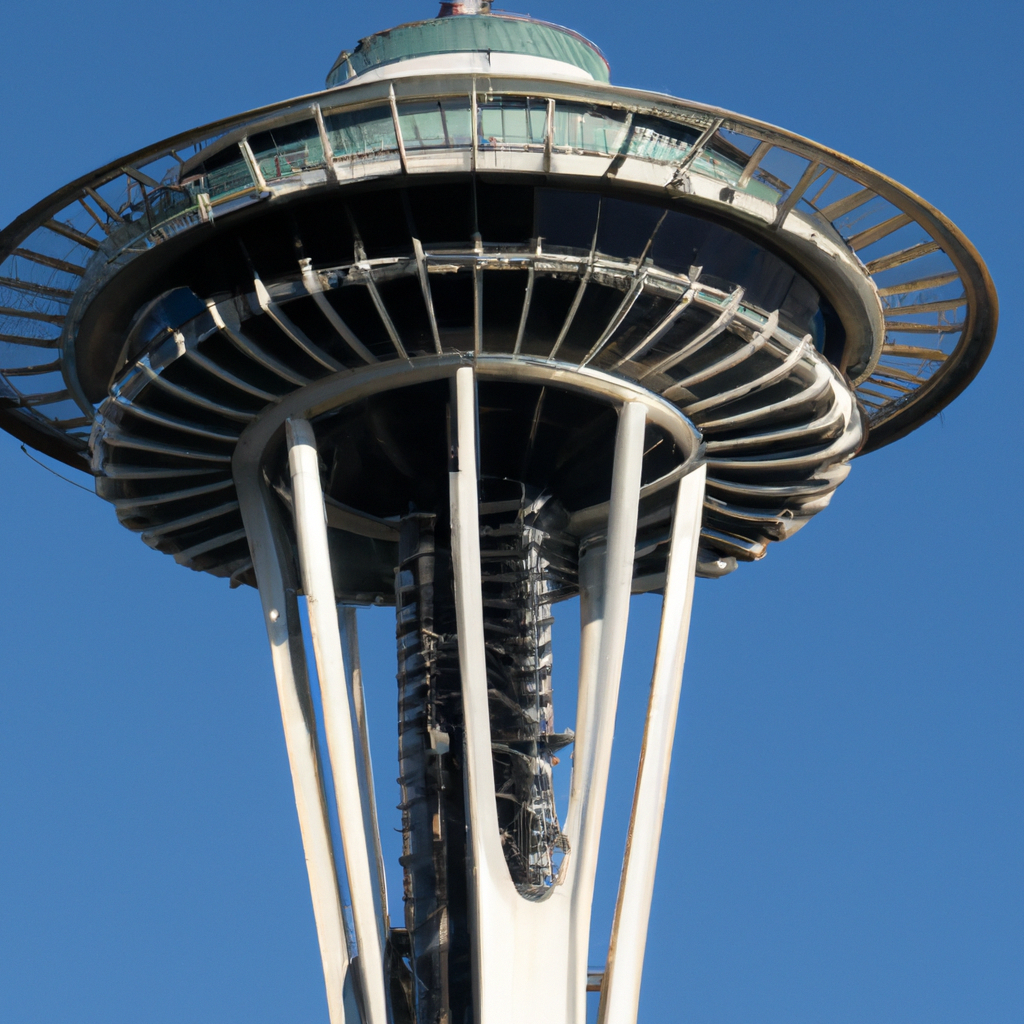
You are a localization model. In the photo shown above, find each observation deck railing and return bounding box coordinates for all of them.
[0,76,993,465]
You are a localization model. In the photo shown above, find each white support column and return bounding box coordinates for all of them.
[450,377,651,1024]
[599,465,707,1024]
[234,465,350,1024]
[566,401,649,1009]
[287,418,389,1024]
[448,366,507,1022]
[339,606,390,946]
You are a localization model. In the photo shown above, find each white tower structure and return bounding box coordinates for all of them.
[0,5,997,1024]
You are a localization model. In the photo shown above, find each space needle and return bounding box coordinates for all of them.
[0,2,997,1023]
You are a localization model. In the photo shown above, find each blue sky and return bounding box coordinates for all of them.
[1,2,1021,1022]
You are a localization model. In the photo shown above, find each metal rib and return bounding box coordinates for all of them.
[216,320,311,388]
[819,187,874,221]
[0,306,64,326]
[98,465,228,480]
[610,283,699,370]
[513,264,536,356]
[881,345,947,361]
[412,240,443,355]
[704,400,847,453]
[865,240,940,274]
[172,527,249,564]
[773,161,823,227]
[848,212,913,252]
[666,310,780,392]
[883,320,963,334]
[361,270,408,360]
[111,396,241,442]
[254,276,346,373]
[884,297,965,316]
[681,333,808,415]
[43,219,100,250]
[695,361,832,431]
[580,273,648,367]
[140,501,241,541]
[0,332,60,348]
[11,249,85,276]
[641,288,744,379]
[737,142,771,188]
[142,361,264,417]
[547,267,591,360]
[668,118,724,183]
[100,433,233,462]
[300,260,378,364]
[0,277,75,301]
[179,350,279,404]
[876,272,959,297]
[106,477,235,509]
[0,360,61,376]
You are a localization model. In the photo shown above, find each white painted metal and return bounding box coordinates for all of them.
[564,400,649,1011]
[286,417,389,1024]
[338,51,597,87]
[599,464,707,1024]
[339,606,390,947]
[450,371,650,1024]
[233,458,350,1024]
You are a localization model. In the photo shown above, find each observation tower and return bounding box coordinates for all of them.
[0,3,997,1024]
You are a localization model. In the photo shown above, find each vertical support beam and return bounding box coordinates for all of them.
[239,138,269,193]
[566,401,648,997]
[234,463,349,1024]
[313,103,340,184]
[340,606,390,945]
[448,366,504,1023]
[544,97,556,172]
[389,83,409,174]
[287,417,389,1024]
[471,80,479,171]
[599,465,706,1024]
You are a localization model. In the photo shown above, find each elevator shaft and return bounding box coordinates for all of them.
[394,491,576,1024]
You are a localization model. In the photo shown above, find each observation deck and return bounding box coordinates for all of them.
[0,5,996,587]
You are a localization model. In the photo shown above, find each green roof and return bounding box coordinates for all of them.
[326,15,610,87]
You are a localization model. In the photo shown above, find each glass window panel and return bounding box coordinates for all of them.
[398,101,448,149]
[194,145,256,201]
[249,120,325,180]
[552,102,628,155]
[440,101,473,148]
[477,97,547,149]
[480,105,505,142]
[323,105,398,159]
[627,114,700,164]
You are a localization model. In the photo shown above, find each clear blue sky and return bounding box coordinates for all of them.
[1,2,1021,1022]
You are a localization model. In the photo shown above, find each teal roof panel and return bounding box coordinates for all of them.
[327,15,610,87]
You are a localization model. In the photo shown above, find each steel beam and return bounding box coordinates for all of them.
[286,417,389,1024]
[234,456,350,1024]
[599,465,706,1024]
